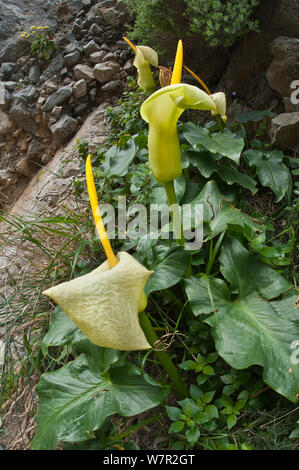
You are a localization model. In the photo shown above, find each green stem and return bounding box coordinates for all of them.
[163,180,185,246]
[139,311,188,399]
[216,115,224,133]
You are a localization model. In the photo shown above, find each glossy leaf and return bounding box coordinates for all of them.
[205,239,298,402]
[243,149,290,201]
[31,355,168,450]
[145,246,191,295]
[183,122,244,164]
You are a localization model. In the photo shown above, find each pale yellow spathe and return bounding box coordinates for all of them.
[43,252,153,351]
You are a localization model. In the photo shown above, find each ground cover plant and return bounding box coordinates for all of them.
[0,38,298,451]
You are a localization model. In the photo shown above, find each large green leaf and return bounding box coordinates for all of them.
[145,246,191,295]
[201,239,299,402]
[185,276,230,315]
[31,355,168,450]
[188,151,257,194]
[243,149,291,201]
[236,109,276,123]
[108,139,136,177]
[190,181,263,237]
[183,122,244,164]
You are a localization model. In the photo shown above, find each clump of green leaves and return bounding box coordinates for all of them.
[186,0,260,47]
[124,0,260,49]
[106,79,149,146]
[20,25,56,60]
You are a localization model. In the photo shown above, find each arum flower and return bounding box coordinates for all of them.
[43,155,152,351]
[140,41,216,184]
[123,37,158,91]
[184,66,227,123]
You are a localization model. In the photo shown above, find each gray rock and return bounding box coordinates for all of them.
[83,0,91,8]
[73,79,87,99]
[42,78,58,95]
[102,80,122,93]
[41,86,73,112]
[12,85,37,101]
[123,59,134,74]
[0,170,15,188]
[83,40,100,56]
[94,61,120,83]
[101,7,125,26]
[40,54,64,82]
[74,64,95,82]
[50,114,78,144]
[270,112,299,149]
[3,81,16,92]
[103,52,116,62]
[9,97,37,134]
[0,37,30,64]
[90,51,106,63]
[0,63,15,76]
[52,106,62,117]
[266,36,299,97]
[0,86,11,110]
[63,42,82,55]
[0,110,14,135]
[64,51,81,66]
[28,65,40,84]
[91,23,103,36]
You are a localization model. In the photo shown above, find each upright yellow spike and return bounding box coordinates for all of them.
[184,66,211,95]
[123,36,137,53]
[171,39,183,85]
[86,155,118,269]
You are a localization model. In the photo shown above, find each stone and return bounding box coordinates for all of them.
[266,37,299,97]
[3,81,16,92]
[0,63,15,76]
[52,106,62,117]
[50,114,78,144]
[91,23,103,36]
[74,64,95,82]
[0,110,14,135]
[40,54,64,82]
[94,61,120,83]
[270,112,299,149]
[0,86,11,111]
[0,170,15,188]
[43,77,58,95]
[89,51,106,63]
[83,0,91,8]
[89,87,97,102]
[123,59,134,74]
[73,79,87,99]
[12,86,37,102]
[41,86,73,112]
[64,42,82,55]
[103,52,116,62]
[0,37,30,63]
[83,40,100,56]
[64,51,81,66]
[101,7,125,26]
[101,80,121,93]
[28,65,40,84]
[9,97,38,134]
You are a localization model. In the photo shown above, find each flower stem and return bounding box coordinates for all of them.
[163,181,185,246]
[139,311,188,399]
